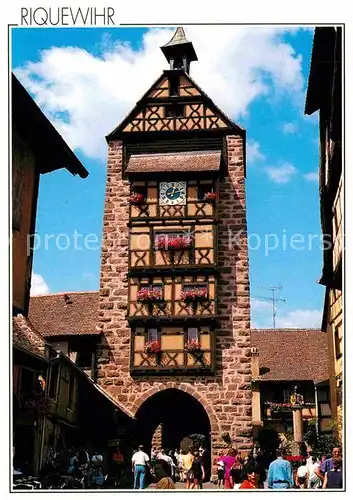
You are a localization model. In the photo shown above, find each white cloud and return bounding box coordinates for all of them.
[265,162,297,183]
[282,122,297,134]
[247,140,265,164]
[14,26,305,160]
[303,171,318,182]
[276,309,322,328]
[251,298,273,311]
[30,273,49,296]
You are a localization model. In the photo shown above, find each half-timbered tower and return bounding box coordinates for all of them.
[97,27,252,469]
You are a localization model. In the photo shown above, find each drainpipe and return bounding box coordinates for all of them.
[314,383,320,436]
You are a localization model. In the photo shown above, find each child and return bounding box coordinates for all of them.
[217,458,225,489]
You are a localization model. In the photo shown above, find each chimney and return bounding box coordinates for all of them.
[250,347,260,378]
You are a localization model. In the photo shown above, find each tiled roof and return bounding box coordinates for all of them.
[251,329,329,383]
[29,291,100,337]
[126,151,221,173]
[13,314,48,358]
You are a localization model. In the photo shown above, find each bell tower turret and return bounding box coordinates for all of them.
[160,27,198,74]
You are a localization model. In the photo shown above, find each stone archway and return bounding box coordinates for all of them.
[134,388,213,477]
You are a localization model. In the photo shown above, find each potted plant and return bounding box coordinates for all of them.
[129,192,145,204]
[203,191,217,203]
[180,287,208,302]
[155,235,192,251]
[144,340,162,364]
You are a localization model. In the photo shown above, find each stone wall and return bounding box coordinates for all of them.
[97,135,252,466]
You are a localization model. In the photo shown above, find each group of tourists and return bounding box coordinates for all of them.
[268,446,342,489]
[212,446,343,490]
[131,444,208,489]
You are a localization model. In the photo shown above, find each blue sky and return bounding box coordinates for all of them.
[12,26,325,328]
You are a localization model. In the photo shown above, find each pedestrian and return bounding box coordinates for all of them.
[178,449,185,482]
[157,449,175,477]
[267,449,294,489]
[112,447,124,487]
[132,444,151,489]
[218,448,236,489]
[90,451,104,488]
[154,459,175,489]
[323,458,343,489]
[317,447,341,482]
[307,456,322,489]
[182,448,195,489]
[239,466,258,489]
[230,456,243,490]
[191,449,205,489]
[216,457,225,489]
[295,459,308,489]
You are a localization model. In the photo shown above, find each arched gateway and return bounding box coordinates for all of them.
[97,27,253,473]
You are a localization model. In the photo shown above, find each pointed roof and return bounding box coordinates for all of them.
[161,27,198,63]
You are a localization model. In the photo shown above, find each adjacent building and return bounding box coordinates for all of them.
[305,27,343,434]
[251,329,331,440]
[96,27,253,469]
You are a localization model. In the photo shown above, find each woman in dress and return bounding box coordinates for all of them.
[218,449,236,489]
[191,450,205,489]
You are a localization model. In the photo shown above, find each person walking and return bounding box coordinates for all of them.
[132,445,151,489]
[218,449,236,489]
[191,449,205,489]
[307,456,322,489]
[267,449,294,489]
[90,451,104,488]
[230,457,243,490]
[216,457,225,489]
[112,447,124,488]
[295,459,308,489]
[182,448,195,490]
[317,447,341,482]
[323,458,343,489]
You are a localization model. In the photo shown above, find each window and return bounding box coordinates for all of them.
[187,327,198,342]
[169,75,179,96]
[68,374,75,409]
[335,326,342,359]
[49,365,59,400]
[198,184,214,201]
[76,349,93,369]
[165,104,185,118]
[19,368,36,398]
[147,328,158,342]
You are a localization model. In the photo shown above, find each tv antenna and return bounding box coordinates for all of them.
[255,285,286,329]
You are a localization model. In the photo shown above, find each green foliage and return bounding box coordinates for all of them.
[304,419,340,457]
[180,434,207,453]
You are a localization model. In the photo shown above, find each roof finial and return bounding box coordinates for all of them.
[161,27,198,74]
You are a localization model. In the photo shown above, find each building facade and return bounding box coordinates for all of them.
[96,28,252,466]
[305,27,342,434]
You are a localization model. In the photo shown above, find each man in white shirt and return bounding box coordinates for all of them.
[132,445,151,489]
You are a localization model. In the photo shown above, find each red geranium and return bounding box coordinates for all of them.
[155,235,192,251]
[137,288,163,302]
[145,340,162,355]
[203,192,217,202]
[185,340,202,353]
[180,288,208,301]
[129,193,145,204]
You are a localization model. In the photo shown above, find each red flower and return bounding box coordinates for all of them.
[155,235,192,250]
[180,288,208,301]
[137,288,163,302]
[203,192,217,202]
[129,193,145,204]
[185,340,202,353]
[145,340,162,354]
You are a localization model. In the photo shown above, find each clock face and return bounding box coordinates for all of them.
[159,182,187,205]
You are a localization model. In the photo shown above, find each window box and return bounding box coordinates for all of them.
[155,235,192,251]
[181,287,208,302]
[203,192,217,203]
[185,340,202,353]
[137,287,163,303]
[129,193,146,204]
[144,340,162,355]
